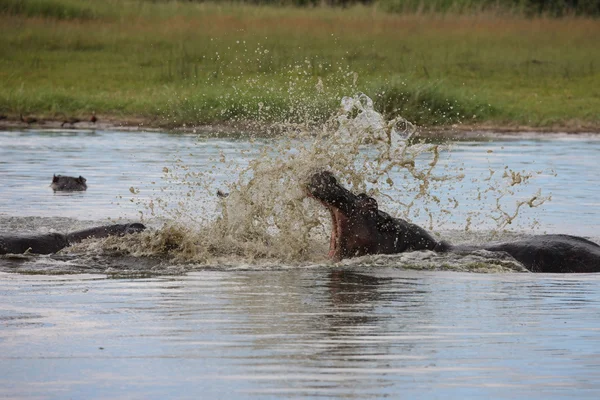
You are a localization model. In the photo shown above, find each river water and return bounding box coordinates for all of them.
[1,127,600,399]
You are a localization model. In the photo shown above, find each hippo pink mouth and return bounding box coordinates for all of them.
[311,197,346,260]
[305,171,359,261]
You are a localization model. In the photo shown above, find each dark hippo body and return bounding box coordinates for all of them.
[50,175,87,191]
[306,171,600,273]
[0,223,145,255]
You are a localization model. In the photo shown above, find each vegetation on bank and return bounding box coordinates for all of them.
[0,0,599,129]
[378,0,600,16]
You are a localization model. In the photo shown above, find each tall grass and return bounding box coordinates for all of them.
[0,0,98,19]
[379,0,600,16]
[0,0,598,128]
[135,0,600,16]
[372,81,499,126]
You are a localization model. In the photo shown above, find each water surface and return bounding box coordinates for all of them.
[1,129,598,234]
[1,129,600,398]
[1,270,599,399]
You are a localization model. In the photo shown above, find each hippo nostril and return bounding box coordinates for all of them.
[312,170,337,187]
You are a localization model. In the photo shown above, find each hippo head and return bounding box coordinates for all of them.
[306,171,443,261]
[51,174,87,191]
[306,171,387,260]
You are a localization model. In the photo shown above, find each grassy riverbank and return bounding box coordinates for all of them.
[1,0,599,130]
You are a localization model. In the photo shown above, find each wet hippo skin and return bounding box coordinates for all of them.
[0,223,146,255]
[50,175,87,191]
[306,171,600,273]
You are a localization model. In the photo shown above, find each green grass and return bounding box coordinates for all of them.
[379,0,600,16]
[1,0,599,129]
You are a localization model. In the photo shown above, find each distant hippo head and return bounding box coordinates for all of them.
[50,175,87,191]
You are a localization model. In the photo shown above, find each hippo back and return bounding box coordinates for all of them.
[485,234,600,273]
[66,223,146,244]
[0,233,69,255]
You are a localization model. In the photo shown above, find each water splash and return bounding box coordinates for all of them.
[112,94,548,266]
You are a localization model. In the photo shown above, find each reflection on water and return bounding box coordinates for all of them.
[1,270,599,399]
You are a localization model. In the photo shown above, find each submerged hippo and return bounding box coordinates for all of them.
[306,171,600,273]
[50,175,87,191]
[0,223,145,255]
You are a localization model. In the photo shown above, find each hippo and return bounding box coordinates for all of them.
[0,223,146,255]
[306,171,600,273]
[51,175,87,191]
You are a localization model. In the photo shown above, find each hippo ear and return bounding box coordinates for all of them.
[78,176,86,183]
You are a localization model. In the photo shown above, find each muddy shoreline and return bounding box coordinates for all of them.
[1,115,599,138]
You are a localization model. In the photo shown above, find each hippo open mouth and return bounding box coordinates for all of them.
[305,170,600,273]
[306,171,360,260]
[306,170,442,260]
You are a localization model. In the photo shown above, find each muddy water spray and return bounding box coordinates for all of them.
[116,94,548,265]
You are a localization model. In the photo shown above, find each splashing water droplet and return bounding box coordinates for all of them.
[114,94,547,266]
